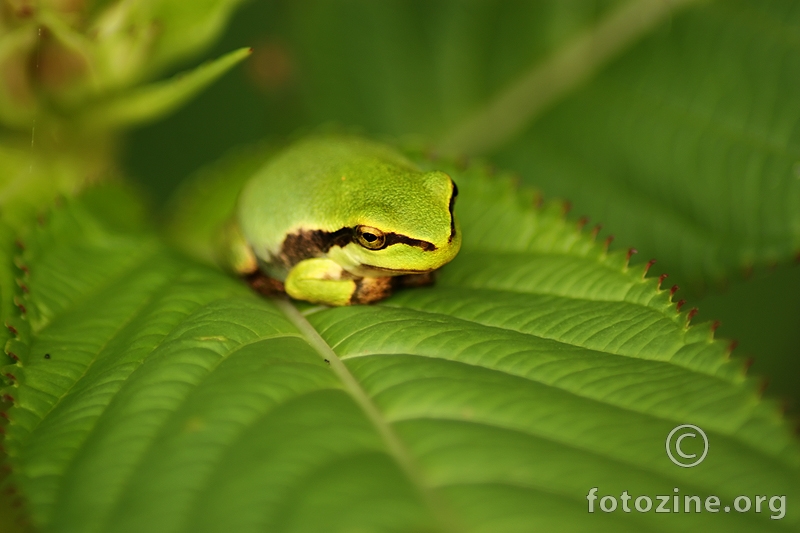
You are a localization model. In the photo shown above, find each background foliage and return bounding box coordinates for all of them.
[1,0,799,531]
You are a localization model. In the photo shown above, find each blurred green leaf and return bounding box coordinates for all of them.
[0,26,37,128]
[693,265,800,413]
[140,0,252,77]
[81,0,250,90]
[2,155,797,532]
[82,47,252,129]
[122,0,302,204]
[437,0,698,154]
[492,0,800,287]
[0,141,103,232]
[284,0,629,138]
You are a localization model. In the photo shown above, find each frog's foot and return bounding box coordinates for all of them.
[351,271,437,304]
[245,271,285,296]
[283,258,358,306]
[250,262,438,306]
[351,276,394,304]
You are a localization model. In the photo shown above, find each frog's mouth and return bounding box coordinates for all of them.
[356,264,434,275]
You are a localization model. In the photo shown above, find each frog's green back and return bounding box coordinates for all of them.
[238,136,453,263]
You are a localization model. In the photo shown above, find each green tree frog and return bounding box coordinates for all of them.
[223,136,461,306]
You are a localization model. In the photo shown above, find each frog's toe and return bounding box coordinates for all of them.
[350,276,394,304]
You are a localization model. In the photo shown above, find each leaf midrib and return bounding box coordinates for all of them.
[273,297,462,533]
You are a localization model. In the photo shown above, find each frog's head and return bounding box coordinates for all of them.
[329,169,461,277]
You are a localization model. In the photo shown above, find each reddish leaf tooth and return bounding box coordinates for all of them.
[576,216,589,230]
[686,308,698,323]
[643,259,656,277]
[591,224,602,239]
[711,320,721,333]
[5,324,17,336]
[626,248,638,262]
[603,235,614,250]
[562,201,572,215]
[675,299,686,312]
[742,357,755,373]
[670,284,679,297]
[657,273,668,288]
[727,340,739,353]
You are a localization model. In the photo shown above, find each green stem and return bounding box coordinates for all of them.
[438,0,701,155]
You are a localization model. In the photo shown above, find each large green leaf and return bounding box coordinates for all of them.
[2,157,798,532]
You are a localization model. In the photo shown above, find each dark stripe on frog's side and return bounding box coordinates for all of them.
[275,227,436,269]
[448,180,458,243]
[275,227,353,269]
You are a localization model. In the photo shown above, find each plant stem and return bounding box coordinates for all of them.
[438,0,701,155]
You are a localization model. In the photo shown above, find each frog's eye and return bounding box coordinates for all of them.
[355,226,387,250]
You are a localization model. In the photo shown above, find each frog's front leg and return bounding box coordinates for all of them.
[285,258,393,306]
